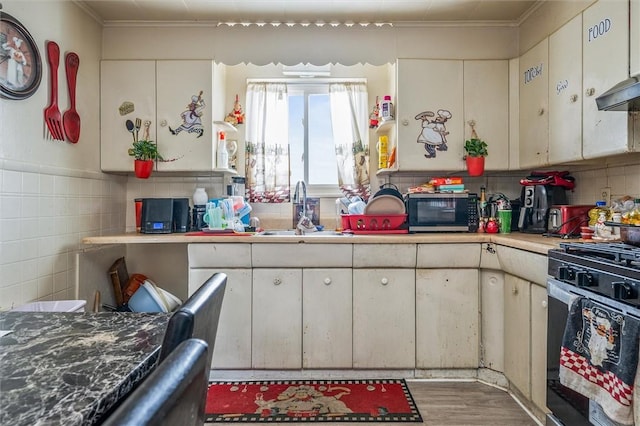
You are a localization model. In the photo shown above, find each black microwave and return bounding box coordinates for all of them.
[406,192,479,232]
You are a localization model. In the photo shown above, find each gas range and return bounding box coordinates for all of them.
[548,242,640,308]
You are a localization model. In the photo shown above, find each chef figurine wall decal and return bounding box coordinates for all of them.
[415,109,452,159]
[169,90,205,138]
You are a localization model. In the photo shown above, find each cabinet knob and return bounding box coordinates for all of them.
[273,277,282,286]
[537,108,545,116]
[324,277,332,285]
[585,88,595,97]
[381,277,389,285]
[401,119,409,126]
[570,94,578,103]
[541,300,548,309]
[160,119,168,127]
[512,286,518,295]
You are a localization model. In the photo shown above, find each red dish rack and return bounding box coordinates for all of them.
[341,214,408,234]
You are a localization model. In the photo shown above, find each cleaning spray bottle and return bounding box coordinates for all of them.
[216,131,229,169]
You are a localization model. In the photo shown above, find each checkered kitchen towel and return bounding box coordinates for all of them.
[559,297,640,425]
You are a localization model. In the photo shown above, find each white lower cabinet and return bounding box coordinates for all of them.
[353,268,416,368]
[188,268,252,369]
[252,268,302,369]
[530,283,548,413]
[504,273,532,399]
[416,269,479,368]
[302,269,353,368]
[480,269,504,371]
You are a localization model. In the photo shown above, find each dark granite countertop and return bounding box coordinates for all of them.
[0,311,170,426]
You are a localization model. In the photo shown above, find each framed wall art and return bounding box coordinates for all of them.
[0,12,42,100]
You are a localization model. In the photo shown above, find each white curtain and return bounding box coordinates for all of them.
[329,82,370,201]
[245,83,290,203]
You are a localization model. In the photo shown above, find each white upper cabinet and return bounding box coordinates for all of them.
[519,39,550,169]
[549,14,583,164]
[395,59,465,171]
[101,60,228,173]
[155,61,215,171]
[582,0,635,158]
[463,60,510,171]
[101,60,156,172]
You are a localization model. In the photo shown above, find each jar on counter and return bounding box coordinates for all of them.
[588,200,610,227]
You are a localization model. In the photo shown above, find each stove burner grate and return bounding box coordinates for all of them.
[558,242,640,264]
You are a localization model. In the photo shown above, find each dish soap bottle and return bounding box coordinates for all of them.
[216,131,229,169]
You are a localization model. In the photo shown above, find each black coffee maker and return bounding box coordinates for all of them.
[518,172,574,234]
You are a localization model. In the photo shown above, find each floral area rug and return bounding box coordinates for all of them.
[205,379,423,423]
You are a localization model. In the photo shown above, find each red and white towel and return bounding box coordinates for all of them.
[559,297,640,424]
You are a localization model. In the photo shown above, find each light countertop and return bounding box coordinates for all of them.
[82,231,571,255]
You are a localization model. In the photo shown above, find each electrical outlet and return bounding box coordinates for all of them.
[600,187,611,205]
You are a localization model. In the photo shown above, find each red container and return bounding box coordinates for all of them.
[347,214,407,231]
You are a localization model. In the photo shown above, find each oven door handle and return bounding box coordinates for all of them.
[548,278,577,305]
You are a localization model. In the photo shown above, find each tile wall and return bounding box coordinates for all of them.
[0,167,126,311]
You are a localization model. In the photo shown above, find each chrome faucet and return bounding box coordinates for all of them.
[293,180,307,234]
[293,180,307,219]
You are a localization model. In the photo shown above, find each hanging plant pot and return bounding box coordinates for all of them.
[466,156,485,177]
[134,159,154,179]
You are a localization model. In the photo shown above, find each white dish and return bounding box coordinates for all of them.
[364,194,406,215]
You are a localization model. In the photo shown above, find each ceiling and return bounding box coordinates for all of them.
[75,0,543,25]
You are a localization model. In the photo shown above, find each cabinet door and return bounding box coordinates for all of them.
[156,60,215,171]
[519,39,549,168]
[582,0,632,158]
[353,268,415,368]
[252,268,302,369]
[504,274,531,399]
[396,59,464,170]
[549,14,583,163]
[302,268,352,368]
[416,269,479,368]
[189,268,252,369]
[463,60,509,171]
[530,283,548,412]
[100,60,156,172]
[480,270,504,371]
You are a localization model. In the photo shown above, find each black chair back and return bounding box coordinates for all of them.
[159,272,226,373]
[102,338,209,426]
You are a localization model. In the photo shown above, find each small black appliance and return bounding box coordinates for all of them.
[141,198,173,234]
[517,171,574,234]
[172,198,190,233]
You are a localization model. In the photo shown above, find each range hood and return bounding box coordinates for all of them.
[596,76,640,111]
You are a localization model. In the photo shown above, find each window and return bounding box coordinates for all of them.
[245,80,370,203]
[288,84,339,186]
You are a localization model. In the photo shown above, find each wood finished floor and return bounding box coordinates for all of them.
[206,381,541,426]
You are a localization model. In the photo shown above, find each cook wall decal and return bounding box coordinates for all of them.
[169,90,206,138]
[415,109,452,159]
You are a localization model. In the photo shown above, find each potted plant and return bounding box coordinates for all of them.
[128,140,163,179]
[464,121,488,176]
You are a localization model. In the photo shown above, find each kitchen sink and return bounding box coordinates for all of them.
[256,229,347,236]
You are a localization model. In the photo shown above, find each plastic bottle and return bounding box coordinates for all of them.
[216,131,229,169]
[377,135,388,169]
[192,187,208,231]
[193,187,208,206]
[380,95,394,121]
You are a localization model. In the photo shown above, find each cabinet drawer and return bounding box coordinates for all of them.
[252,244,352,267]
[353,244,416,268]
[188,244,252,268]
[417,243,481,268]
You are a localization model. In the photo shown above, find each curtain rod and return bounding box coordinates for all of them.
[247,78,367,84]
